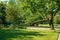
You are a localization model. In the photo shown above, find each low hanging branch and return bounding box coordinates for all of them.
[53,8,60,17]
[25,18,48,25]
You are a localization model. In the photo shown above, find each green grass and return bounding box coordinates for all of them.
[38,24,49,28]
[39,24,49,26]
[38,24,60,28]
[0,28,58,40]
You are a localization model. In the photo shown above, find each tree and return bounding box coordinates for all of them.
[1,0,60,29]
[6,0,26,28]
[12,0,60,29]
[21,0,60,30]
[0,2,7,27]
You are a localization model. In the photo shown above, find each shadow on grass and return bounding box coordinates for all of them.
[0,29,46,40]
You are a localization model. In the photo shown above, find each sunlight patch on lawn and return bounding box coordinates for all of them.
[0,29,58,40]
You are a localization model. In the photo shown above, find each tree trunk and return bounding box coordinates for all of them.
[49,15,55,30]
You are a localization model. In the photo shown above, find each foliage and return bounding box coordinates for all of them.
[0,2,6,27]
[0,0,60,29]
[54,14,60,24]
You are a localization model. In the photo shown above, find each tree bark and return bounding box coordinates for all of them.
[49,14,55,30]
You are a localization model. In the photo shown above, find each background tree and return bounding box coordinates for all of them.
[0,2,7,27]
[0,0,60,29]
[7,0,60,29]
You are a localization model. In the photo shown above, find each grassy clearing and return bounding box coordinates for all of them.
[38,24,50,28]
[0,29,58,40]
[39,24,49,26]
[38,24,60,28]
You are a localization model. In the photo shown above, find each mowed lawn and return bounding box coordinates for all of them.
[0,29,58,40]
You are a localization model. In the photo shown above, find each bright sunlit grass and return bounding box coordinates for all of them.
[0,29,58,40]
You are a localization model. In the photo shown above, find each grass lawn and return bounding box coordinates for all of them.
[38,24,60,28]
[38,24,49,27]
[0,28,58,40]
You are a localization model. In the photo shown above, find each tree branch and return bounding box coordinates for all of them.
[53,8,60,17]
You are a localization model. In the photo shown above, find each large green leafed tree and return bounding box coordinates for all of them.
[0,0,60,29]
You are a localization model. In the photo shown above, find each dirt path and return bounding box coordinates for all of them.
[58,33,60,40]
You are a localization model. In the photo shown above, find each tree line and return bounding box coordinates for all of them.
[0,0,60,30]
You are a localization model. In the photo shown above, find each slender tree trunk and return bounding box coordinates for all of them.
[49,14,55,30]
